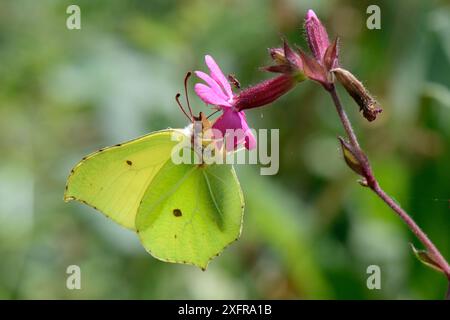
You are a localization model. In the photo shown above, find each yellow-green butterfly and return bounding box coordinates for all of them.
[64,88,244,269]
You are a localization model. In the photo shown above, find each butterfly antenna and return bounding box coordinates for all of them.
[175,93,192,121]
[207,109,220,119]
[184,72,194,119]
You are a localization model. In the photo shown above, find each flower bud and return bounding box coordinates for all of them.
[332,68,382,121]
[305,9,330,62]
[269,47,287,64]
[338,136,365,176]
[323,37,339,71]
[410,243,446,274]
[263,40,305,82]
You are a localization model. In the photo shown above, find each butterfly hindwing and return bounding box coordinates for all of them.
[135,160,244,269]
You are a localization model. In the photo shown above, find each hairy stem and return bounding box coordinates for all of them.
[328,85,450,282]
[372,183,450,277]
[329,86,360,150]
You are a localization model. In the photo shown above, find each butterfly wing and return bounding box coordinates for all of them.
[136,160,244,269]
[64,129,186,230]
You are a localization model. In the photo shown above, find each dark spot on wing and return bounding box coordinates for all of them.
[115,143,122,147]
[174,234,177,239]
[126,160,133,166]
[173,209,182,217]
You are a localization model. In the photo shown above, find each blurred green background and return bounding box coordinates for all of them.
[0,0,449,299]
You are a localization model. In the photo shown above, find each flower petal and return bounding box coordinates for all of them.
[194,83,232,107]
[238,112,256,150]
[194,71,229,102]
[212,109,255,150]
[205,55,233,100]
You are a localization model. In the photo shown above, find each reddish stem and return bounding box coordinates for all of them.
[328,85,450,284]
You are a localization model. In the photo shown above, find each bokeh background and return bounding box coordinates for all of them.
[0,0,449,299]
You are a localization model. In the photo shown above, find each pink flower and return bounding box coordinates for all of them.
[212,107,256,151]
[194,55,256,150]
[195,54,300,151]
